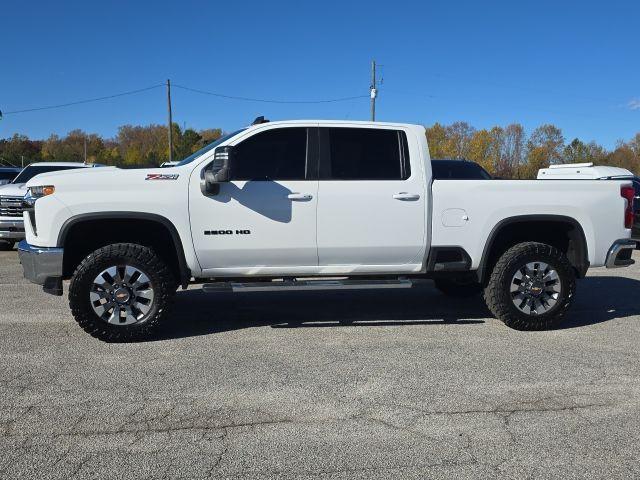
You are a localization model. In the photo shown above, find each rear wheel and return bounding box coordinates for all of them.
[484,242,576,330]
[69,243,176,342]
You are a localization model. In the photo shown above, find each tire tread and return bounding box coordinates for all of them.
[69,243,176,342]
[484,242,576,330]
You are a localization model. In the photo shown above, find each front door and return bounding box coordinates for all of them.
[189,126,319,275]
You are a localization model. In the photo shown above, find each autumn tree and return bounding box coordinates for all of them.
[0,134,43,166]
[425,123,450,159]
[606,143,638,172]
[502,124,525,178]
[116,124,169,165]
[199,128,223,144]
[2,121,637,176]
[467,129,494,173]
[527,124,564,166]
[445,122,475,159]
[41,130,104,163]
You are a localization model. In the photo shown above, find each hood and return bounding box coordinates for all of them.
[0,182,28,197]
[24,166,119,187]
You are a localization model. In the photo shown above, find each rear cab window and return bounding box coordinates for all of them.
[319,127,410,180]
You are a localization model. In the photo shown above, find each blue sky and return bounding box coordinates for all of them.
[1,0,638,148]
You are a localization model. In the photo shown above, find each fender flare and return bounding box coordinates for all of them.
[476,214,589,283]
[58,212,191,288]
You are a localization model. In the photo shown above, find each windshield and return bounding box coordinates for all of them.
[176,129,246,166]
[12,165,85,184]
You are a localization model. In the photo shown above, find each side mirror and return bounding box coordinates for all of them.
[202,146,235,195]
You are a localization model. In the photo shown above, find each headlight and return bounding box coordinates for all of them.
[29,185,55,197]
[23,185,55,207]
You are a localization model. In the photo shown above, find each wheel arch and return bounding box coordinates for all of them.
[477,215,589,284]
[58,212,191,288]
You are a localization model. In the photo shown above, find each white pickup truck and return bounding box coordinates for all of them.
[18,120,636,341]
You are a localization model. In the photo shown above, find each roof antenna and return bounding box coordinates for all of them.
[251,116,269,125]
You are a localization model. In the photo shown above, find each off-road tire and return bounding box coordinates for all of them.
[0,240,15,251]
[69,243,176,342]
[434,278,483,298]
[484,242,576,330]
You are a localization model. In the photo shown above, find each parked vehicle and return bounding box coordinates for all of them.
[0,167,21,186]
[538,163,640,244]
[17,120,636,341]
[537,163,634,180]
[0,162,104,250]
[431,159,492,180]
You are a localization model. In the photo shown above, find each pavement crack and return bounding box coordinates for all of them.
[207,427,229,478]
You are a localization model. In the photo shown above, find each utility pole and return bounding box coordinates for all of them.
[370,60,377,122]
[167,79,173,162]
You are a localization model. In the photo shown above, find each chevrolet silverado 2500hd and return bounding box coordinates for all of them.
[17,120,636,341]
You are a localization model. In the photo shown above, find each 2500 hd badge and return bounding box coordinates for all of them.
[204,229,251,235]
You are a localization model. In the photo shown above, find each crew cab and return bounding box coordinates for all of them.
[0,162,103,250]
[17,120,636,341]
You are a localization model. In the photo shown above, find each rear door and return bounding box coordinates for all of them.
[316,126,427,272]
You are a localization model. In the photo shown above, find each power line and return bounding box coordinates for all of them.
[1,82,370,117]
[172,84,369,104]
[2,84,165,115]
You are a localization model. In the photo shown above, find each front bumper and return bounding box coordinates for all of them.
[0,218,25,241]
[17,240,64,295]
[604,239,636,268]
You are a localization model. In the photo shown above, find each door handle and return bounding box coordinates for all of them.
[287,193,313,201]
[393,192,420,201]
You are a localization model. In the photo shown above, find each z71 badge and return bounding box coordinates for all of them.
[146,174,179,180]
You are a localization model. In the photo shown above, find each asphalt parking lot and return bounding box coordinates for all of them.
[1,248,640,479]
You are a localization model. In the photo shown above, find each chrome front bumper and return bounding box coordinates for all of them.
[605,239,636,268]
[0,219,25,241]
[17,240,64,295]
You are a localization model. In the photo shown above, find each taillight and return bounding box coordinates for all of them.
[621,185,634,229]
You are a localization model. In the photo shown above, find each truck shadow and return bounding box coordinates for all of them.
[154,275,640,341]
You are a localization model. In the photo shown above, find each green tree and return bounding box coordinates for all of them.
[174,128,202,160]
[563,138,593,164]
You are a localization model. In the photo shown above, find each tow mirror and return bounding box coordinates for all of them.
[202,146,234,195]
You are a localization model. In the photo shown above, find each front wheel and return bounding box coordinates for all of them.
[69,243,176,342]
[484,242,576,330]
